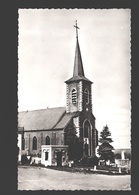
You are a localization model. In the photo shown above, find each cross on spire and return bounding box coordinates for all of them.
[74,20,80,39]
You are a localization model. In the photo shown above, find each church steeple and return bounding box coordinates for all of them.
[73,20,85,77]
[65,20,92,84]
[65,21,93,114]
[73,37,85,77]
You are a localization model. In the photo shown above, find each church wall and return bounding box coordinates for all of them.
[55,131,65,145]
[79,112,96,156]
[66,78,97,157]
[82,82,92,112]
[22,130,64,155]
[73,116,80,137]
[66,81,93,113]
[66,82,83,113]
[78,81,83,112]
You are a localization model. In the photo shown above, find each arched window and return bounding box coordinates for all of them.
[84,89,89,104]
[32,136,37,150]
[22,137,25,150]
[72,89,77,104]
[46,136,50,145]
[84,120,90,138]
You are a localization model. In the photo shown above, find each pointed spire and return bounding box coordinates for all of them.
[73,38,85,77]
[65,21,92,84]
[73,20,85,77]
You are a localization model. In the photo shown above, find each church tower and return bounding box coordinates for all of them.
[65,21,97,156]
[65,21,93,113]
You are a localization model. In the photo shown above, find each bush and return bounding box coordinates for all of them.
[21,154,29,165]
[89,155,99,166]
[114,153,121,159]
[80,155,99,167]
[80,156,89,167]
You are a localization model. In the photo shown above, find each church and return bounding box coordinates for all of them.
[18,21,98,166]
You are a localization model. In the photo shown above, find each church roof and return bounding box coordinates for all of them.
[53,112,77,129]
[65,75,92,83]
[18,107,77,131]
[73,38,84,77]
[65,32,92,84]
[18,106,80,131]
[18,107,68,131]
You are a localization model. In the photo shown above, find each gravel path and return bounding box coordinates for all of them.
[18,166,131,191]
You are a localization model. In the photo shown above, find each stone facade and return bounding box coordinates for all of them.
[65,76,96,156]
[22,130,64,155]
[66,81,92,113]
[72,111,96,156]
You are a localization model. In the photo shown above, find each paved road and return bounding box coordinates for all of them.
[18,165,131,190]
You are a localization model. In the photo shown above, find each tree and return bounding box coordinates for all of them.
[99,125,113,144]
[65,123,83,160]
[98,125,114,164]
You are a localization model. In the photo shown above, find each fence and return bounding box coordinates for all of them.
[115,159,131,167]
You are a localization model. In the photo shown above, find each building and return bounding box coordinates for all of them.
[18,22,98,165]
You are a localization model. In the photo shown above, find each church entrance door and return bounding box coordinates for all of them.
[57,152,62,167]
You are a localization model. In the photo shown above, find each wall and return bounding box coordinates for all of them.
[22,129,64,155]
[78,111,96,156]
[66,80,92,113]
[66,82,82,113]
[41,145,68,166]
[82,81,92,112]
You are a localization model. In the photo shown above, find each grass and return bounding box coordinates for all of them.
[46,165,129,175]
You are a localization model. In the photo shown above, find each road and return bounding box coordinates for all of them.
[18,165,131,190]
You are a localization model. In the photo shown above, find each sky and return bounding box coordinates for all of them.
[18,9,131,149]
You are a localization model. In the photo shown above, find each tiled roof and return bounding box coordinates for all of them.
[54,112,77,129]
[18,107,68,131]
[65,75,92,84]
